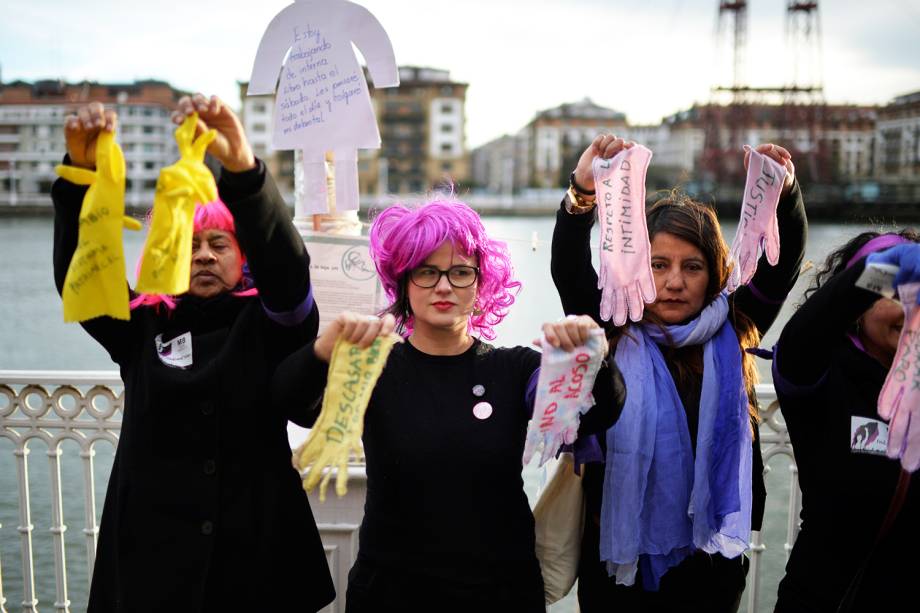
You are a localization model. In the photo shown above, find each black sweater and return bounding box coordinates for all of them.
[274,335,626,588]
[774,259,919,611]
[52,160,335,612]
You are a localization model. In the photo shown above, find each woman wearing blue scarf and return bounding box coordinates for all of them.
[552,135,806,612]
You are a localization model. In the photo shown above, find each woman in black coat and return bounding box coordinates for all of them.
[52,95,334,612]
[773,231,920,611]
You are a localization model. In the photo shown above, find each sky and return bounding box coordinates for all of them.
[2,0,919,148]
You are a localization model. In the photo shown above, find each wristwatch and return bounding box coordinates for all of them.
[565,171,596,215]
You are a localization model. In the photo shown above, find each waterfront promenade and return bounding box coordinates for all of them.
[0,214,883,611]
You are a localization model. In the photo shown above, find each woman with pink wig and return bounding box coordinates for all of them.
[52,95,334,612]
[275,197,627,611]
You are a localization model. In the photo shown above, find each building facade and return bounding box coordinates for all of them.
[0,79,184,208]
[521,98,627,189]
[238,67,470,199]
[876,91,920,181]
[362,66,469,195]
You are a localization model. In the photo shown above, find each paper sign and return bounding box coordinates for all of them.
[248,0,399,214]
[303,232,385,332]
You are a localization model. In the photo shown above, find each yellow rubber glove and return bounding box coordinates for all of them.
[55,130,142,322]
[293,334,399,501]
[135,113,217,295]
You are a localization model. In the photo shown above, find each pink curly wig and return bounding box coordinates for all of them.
[129,199,258,310]
[369,198,520,340]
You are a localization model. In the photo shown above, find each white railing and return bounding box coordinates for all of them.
[0,372,798,613]
[747,387,801,613]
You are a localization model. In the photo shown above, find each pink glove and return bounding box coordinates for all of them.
[593,145,656,325]
[878,282,920,472]
[523,329,606,467]
[726,147,787,293]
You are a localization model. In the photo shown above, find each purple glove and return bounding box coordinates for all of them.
[726,147,787,293]
[593,145,656,325]
[523,329,606,467]
[877,282,920,472]
[867,244,920,303]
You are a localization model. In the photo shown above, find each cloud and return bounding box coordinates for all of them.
[2,0,917,148]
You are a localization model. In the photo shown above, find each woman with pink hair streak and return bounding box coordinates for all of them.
[52,95,334,612]
[273,198,627,611]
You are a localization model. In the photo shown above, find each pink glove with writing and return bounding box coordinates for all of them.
[594,145,656,325]
[877,282,920,472]
[726,147,787,293]
[523,329,606,467]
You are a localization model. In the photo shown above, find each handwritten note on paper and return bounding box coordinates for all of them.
[274,23,369,148]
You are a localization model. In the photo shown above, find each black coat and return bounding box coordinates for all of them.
[52,161,335,612]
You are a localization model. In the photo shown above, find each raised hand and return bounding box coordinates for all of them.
[523,316,607,467]
[64,102,117,170]
[877,282,920,472]
[172,94,255,173]
[56,110,142,322]
[572,134,633,193]
[726,145,790,293]
[593,145,656,325]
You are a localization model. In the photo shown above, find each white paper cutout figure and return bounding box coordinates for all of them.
[248,0,399,215]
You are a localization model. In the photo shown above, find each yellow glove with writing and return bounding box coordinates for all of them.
[136,113,217,295]
[293,334,398,501]
[55,130,142,322]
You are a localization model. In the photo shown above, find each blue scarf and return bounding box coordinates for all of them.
[600,292,753,590]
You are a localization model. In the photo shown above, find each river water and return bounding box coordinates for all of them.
[0,212,886,611]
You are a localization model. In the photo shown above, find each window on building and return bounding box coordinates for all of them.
[144,161,156,170]
[143,179,158,190]
[143,125,155,134]
[441,162,453,172]
[253,123,267,133]
[441,143,453,154]
[440,124,454,133]
[441,103,454,114]
[253,103,267,114]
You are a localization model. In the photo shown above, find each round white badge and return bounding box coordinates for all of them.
[472,401,493,420]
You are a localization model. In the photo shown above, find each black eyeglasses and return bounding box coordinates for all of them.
[409,265,480,288]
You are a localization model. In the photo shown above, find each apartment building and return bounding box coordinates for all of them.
[363,65,469,195]
[0,79,184,208]
[876,90,920,180]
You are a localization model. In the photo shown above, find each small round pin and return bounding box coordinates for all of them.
[472,384,485,397]
[472,401,493,420]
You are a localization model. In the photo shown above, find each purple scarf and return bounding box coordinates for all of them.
[600,292,753,590]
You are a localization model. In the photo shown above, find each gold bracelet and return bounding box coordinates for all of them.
[565,185,597,214]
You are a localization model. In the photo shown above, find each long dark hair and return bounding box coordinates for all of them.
[614,189,762,421]
[802,229,920,303]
